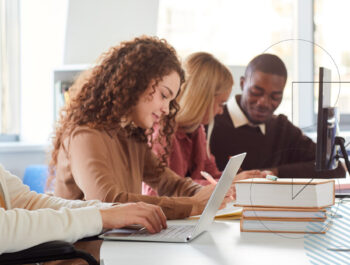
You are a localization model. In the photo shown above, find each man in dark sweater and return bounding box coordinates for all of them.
[210,54,345,178]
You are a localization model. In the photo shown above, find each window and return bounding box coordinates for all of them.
[314,0,350,129]
[157,0,294,119]
[0,0,20,141]
[20,0,68,142]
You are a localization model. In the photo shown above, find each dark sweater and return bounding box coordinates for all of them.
[210,106,345,178]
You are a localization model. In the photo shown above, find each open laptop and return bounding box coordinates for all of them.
[99,152,246,243]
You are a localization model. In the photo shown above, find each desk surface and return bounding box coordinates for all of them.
[100,219,311,265]
[100,182,350,265]
[101,201,350,265]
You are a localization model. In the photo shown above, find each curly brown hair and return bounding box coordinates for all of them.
[48,36,185,184]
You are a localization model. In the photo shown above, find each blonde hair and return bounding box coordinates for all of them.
[176,52,233,132]
[176,52,233,155]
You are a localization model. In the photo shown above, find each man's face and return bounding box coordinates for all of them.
[240,70,286,124]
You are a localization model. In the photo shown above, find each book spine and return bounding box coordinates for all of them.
[240,229,326,234]
[242,217,326,222]
[240,218,328,234]
[235,203,333,209]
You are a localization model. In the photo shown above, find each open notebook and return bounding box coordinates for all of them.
[99,153,246,243]
[188,203,242,220]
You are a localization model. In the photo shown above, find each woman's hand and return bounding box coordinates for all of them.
[189,169,272,215]
[99,202,167,234]
[189,184,233,216]
[189,184,216,216]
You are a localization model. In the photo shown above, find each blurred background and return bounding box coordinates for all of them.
[0,0,349,177]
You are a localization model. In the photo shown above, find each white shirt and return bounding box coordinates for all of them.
[0,164,108,254]
[226,95,266,135]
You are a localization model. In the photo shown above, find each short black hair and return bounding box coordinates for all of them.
[245,53,287,80]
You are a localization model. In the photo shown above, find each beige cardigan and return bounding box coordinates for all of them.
[0,165,106,254]
[55,126,202,219]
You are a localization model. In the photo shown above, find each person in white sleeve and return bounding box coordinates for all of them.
[0,164,167,255]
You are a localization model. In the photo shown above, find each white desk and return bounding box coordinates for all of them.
[101,200,350,265]
[100,219,312,265]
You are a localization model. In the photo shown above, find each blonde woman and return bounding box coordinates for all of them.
[144,52,267,195]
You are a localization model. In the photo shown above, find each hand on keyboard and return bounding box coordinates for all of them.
[99,202,167,234]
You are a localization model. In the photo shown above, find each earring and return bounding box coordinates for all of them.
[129,121,137,130]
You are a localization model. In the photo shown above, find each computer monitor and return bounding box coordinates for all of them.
[315,67,339,171]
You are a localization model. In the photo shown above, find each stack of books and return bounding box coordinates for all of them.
[234,178,335,234]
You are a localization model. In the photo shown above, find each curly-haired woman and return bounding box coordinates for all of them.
[49,36,221,220]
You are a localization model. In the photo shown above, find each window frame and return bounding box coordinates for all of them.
[0,0,21,142]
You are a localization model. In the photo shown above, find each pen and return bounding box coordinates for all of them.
[200,171,217,185]
[266,175,278,181]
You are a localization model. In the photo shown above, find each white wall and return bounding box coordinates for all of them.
[0,144,48,178]
[20,0,159,144]
[228,65,246,99]
[10,0,159,177]
[64,0,159,64]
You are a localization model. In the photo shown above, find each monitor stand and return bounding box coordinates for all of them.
[335,136,350,198]
[335,136,350,174]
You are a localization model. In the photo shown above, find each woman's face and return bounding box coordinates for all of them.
[202,88,232,125]
[131,71,180,129]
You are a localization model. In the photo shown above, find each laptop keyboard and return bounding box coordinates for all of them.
[129,224,195,240]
